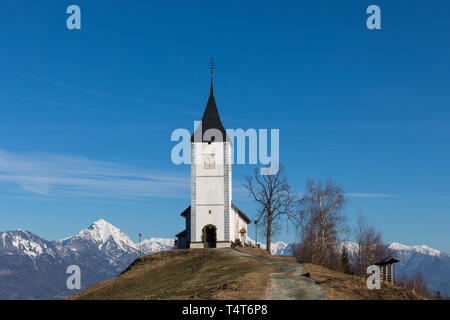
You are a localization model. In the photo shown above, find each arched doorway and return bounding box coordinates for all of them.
[202,225,217,248]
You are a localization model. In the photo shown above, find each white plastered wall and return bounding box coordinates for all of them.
[191,141,232,242]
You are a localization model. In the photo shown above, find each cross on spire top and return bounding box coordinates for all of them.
[208,57,215,77]
[208,57,216,95]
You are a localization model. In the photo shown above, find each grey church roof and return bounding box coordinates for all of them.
[175,230,186,238]
[231,203,251,224]
[180,204,251,224]
[191,80,230,143]
[180,206,190,217]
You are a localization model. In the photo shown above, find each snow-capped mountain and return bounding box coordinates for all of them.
[0,230,98,300]
[140,238,174,254]
[340,241,450,295]
[246,238,293,256]
[388,242,442,257]
[0,230,58,262]
[387,242,450,295]
[58,219,140,269]
[1,220,448,299]
[339,240,359,257]
[70,219,138,253]
[0,220,174,299]
[270,241,293,256]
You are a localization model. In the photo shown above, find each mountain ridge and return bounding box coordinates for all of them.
[0,220,174,299]
[338,240,450,295]
[0,219,448,299]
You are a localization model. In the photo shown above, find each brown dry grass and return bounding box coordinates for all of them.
[234,247,298,264]
[69,249,274,300]
[69,248,424,300]
[302,263,424,300]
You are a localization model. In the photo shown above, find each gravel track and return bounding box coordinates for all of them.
[219,248,323,300]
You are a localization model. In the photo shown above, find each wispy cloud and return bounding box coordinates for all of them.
[0,150,188,199]
[0,93,108,113]
[18,74,199,117]
[345,193,397,198]
[24,75,145,103]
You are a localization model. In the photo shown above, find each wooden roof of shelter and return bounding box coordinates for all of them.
[375,256,400,266]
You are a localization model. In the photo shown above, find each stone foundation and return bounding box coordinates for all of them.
[189,242,204,249]
[216,241,231,248]
[189,241,231,249]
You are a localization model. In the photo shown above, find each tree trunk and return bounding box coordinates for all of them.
[267,217,272,254]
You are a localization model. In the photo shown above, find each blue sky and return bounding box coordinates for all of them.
[0,1,449,252]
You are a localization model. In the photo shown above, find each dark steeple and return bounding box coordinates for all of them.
[191,59,229,143]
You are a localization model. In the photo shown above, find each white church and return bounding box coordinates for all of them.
[176,72,251,249]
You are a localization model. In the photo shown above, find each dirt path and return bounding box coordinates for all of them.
[219,248,323,300]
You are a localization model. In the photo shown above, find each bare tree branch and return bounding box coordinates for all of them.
[294,179,348,269]
[245,165,297,253]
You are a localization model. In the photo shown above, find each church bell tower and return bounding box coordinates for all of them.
[189,58,232,248]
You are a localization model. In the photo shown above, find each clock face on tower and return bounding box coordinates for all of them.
[203,152,216,169]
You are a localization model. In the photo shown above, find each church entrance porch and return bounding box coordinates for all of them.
[202,225,217,248]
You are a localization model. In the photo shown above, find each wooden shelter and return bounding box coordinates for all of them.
[375,256,400,284]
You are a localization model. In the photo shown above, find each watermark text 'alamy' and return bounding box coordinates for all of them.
[171,121,279,175]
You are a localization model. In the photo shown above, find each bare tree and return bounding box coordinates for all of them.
[245,166,297,254]
[353,212,387,275]
[295,179,348,269]
[396,271,433,298]
[409,272,431,297]
[354,212,367,275]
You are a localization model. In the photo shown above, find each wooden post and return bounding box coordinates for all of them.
[375,257,400,285]
[390,263,394,284]
[381,265,386,282]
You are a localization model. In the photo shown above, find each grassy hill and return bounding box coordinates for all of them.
[70,248,424,300]
[69,249,274,300]
[302,264,423,300]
